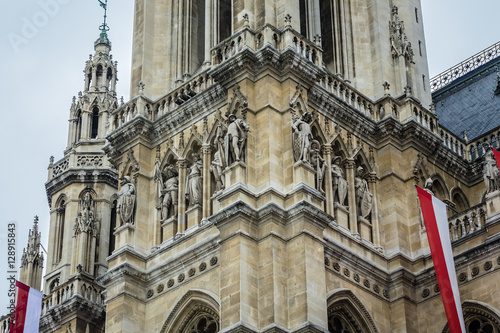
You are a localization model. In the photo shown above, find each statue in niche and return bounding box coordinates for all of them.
[483,145,500,193]
[160,165,179,220]
[292,112,313,163]
[355,166,373,219]
[117,176,136,225]
[310,140,327,194]
[332,156,348,205]
[186,153,203,207]
[423,177,434,195]
[75,192,95,234]
[211,125,226,194]
[225,114,250,165]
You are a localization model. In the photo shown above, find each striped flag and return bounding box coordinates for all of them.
[493,147,500,172]
[416,186,466,333]
[12,281,43,333]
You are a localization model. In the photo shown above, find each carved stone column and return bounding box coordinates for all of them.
[177,159,187,234]
[345,159,358,236]
[368,173,381,250]
[202,145,212,220]
[322,145,334,216]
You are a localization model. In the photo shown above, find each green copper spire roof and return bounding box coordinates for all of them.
[95,0,111,47]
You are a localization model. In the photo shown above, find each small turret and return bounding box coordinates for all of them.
[19,216,44,291]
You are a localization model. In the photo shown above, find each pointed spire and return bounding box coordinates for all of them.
[95,0,111,49]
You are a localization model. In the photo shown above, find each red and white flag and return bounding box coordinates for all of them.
[12,281,43,333]
[492,147,500,172]
[416,186,466,333]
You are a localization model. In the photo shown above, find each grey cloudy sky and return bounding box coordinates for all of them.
[0,0,499,312]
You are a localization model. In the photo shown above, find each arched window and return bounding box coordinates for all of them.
[160,291,220,333]
[75,110,82,142]
[329,314,357,332]
[441,301,500,333]
[184,313,218,333]
[218,0,231,42]
[327,289,380,333]
[54,197,66,264]
[91,107,99,139]
[452,190,469,213]
[96,64,104,88]
[299,0,308,37]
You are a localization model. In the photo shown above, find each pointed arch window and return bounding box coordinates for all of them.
[75,110,83,142]
[441,301,500,333]
[320,0,348,75]
[54,198,66,264]
[91,107,99,139]
[299,0,309,37]
[218,0,231,42]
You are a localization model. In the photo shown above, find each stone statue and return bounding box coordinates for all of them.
[160,165,179,220]
[483,145,500,193]
[117,176,136,225]
[292,112,313,163]
[224,114,250,164]
[75,193,95,234]
[211,124,226,195]
[424,177,434,195]
[332,156,348,205]
[154,157,163,209]
[186,153,203,207]
[355,166,373,219]
[310,140,326,194]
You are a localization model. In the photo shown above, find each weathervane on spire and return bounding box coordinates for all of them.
[98,0,110,35]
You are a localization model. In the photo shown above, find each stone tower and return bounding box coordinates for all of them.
[19,216,44,291]
[40,28,119,333]
[38,1,500,332]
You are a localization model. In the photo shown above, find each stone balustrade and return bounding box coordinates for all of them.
[41,279,104,315]
[448,203,486,241]
[109,71,215,132]
[317,74,376,120]
[465,128,500,161]
[211,24,323,67]
[51,157,69,178]
[437,125,466,159]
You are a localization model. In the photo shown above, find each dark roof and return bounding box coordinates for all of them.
[432,56,500,141]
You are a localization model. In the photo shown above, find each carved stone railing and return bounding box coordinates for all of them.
[317,73,376,120]
[52,158,69,178]
[109,71,215,132]
[76,154,104,167]
[41,279,105,315]
[431,41,500,92]
[465,127,500,161]
[437,125,466,159]
[211,24,323,68]
[448,203,486,241]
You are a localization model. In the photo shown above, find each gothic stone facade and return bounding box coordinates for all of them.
[38,1,500,333]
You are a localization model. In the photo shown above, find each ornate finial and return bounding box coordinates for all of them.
[34,215,39,224]
[284,14,292,26]
[98,0,110,36]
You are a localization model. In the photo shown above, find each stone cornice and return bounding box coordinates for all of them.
[208,45,326,90]
[45,168,118,205]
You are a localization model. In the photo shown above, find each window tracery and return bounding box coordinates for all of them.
[184,313,218,333]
